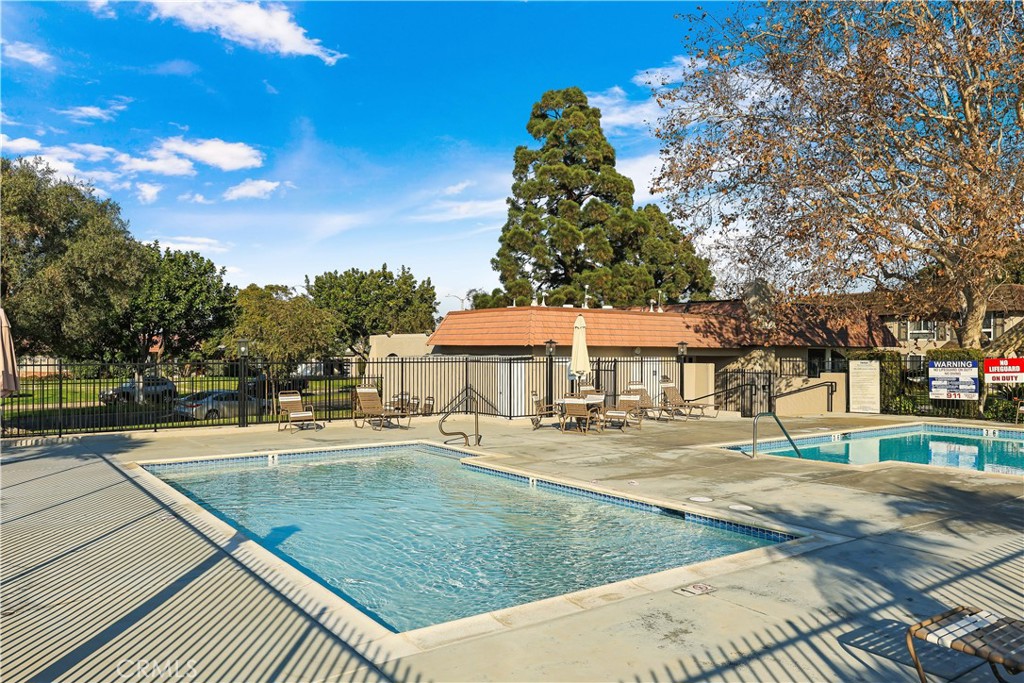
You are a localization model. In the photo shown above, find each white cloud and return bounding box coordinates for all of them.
[632,56,708,89]
[223,178,280,200]
[263,79,279,95]
[116,150,196,176]
[88,0,117,19]
[0,134,43,154]
[136,182,164,204]
[412,198,507,223]
[147,1,346,65]
[178,191,215,205]
[2,41,55,71]
[442,180,474,196]
[68,143,117,161]
[586,86,660,136]
[157,236,231,254]
[149,59,200,76]
[159,136,263,170]
[616,153,662,206]
[56,97,132,124]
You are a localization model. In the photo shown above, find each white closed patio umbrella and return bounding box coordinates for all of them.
[569,314,591,384]
[1,308,20,398]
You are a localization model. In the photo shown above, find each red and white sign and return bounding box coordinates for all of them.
[984,358,1024,384]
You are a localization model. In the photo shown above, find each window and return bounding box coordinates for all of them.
[983,312,1005,341]
[908,320,937,339]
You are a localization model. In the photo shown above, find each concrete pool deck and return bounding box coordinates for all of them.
[2,413,1021,682]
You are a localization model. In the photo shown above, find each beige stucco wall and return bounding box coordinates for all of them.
[369,333,434,358]
[773,372,847,416]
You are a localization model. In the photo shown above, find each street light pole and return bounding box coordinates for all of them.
[238,338,249,428]
[545,339,557,406]
[677,341,689,400]
[446,294,469,310]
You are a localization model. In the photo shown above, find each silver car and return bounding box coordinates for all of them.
[172,390,265,421]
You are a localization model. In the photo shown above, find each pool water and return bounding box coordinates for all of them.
[739,426,1024,474]
[152,445,780,632]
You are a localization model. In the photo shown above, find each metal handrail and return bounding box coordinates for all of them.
[438,385,497,448]
[771,381,837,412]
[751,412,804,459]
[685,382,761,404]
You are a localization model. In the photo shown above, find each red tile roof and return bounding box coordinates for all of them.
[427,307,728,349]
[427,303,892,350]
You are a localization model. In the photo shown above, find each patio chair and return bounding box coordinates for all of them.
[906,604,1023,683]
[602,393,642,431]
[627,382,663,421]
[353,386,408,430]
[530,390,559,430]
[662,382,719,420]
[421,396,435,417]
[277,390,322,432]
[560,398,602,435]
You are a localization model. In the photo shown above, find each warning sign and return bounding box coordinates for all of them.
[928,360,979,400]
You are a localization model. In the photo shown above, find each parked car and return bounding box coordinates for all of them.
[172,390,267,421]
[99,376,178,404]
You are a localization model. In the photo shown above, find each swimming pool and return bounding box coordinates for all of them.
[148,444,791,632]
[728,424,1024,474]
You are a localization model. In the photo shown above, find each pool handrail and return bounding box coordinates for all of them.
[437,385,499,448]
[751,412,804,459]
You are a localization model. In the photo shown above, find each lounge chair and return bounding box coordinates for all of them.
[530,390,559,430]
[421,396,435,417]
[560,398,602,434]
[662,382,719,420]
[277,390,322,432]
[602,393,642,431]
[353,386,409,430]
[627,382,662,421]
[906,604,1023,683]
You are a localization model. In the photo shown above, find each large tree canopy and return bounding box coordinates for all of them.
[1,157,146,359]
[306,264,437,357]
[492,87,713,307]
[654,1,1023,348]
[117,245,237,362]
[224,284,342,365]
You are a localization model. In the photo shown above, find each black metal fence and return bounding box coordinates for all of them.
[3,355,711,438]
[715,370,774,417]
[875,358,1024,421]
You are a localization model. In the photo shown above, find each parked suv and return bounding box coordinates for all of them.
[99,376,178,404]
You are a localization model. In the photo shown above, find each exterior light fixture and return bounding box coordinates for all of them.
[677,341,689,358]
[545,339,557,356]
[238,338,249,357]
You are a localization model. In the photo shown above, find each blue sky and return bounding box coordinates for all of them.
[1,1,722,314]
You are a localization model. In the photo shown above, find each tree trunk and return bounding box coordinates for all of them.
[961,284,989,418]
[960,284,987,349]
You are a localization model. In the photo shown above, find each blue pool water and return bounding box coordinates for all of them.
[150,445,784,632]
[731,425,1024,474]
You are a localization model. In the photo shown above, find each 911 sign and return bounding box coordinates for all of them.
[983,358,1024,384]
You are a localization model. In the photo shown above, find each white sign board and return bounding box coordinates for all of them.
[928,360,979,400]
[848,360,881,413]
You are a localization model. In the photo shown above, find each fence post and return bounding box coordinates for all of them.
[57,358,64,438]
[238,354,249,428]
[546,353,554,408]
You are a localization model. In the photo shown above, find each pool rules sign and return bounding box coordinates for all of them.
[928,360,979,400]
